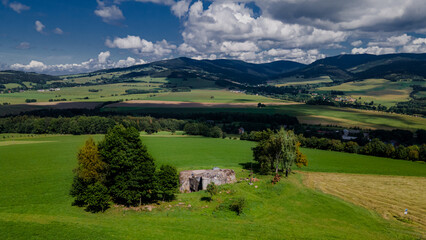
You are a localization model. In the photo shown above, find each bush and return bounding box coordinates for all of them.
[228,197,246,215]
[206,182,218,197]
[25,99,37,103]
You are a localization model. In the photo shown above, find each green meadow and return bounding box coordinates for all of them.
[0,134,423,239]
[1,86,281,104]
[317,79,425,107]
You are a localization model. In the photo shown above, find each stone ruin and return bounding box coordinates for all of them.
[179,168,236,193]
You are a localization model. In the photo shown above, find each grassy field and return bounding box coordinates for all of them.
[148,90,284,103]
[0,85,282,105]
[300,148,426,177]
[105,104,426,131]
[317,79,424,107]
[0,134,423,239]
[0,81,163,104]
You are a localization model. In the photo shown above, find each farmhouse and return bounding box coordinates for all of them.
[179,168,236,193]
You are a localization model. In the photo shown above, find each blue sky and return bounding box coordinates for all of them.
[1,0,426,74]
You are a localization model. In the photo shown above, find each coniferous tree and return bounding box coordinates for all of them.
[98,125,156,206]
[70,137,109,212]
[156,165,179,201]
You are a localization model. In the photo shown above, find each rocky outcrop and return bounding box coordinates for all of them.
[179,169,236,193]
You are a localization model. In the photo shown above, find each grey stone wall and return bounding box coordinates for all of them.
[179,169,236,193]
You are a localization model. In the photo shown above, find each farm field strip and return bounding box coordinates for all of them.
[303,172,426,235]
[0,88,284,105]
[272,76,333,86]
[108,100,301,108]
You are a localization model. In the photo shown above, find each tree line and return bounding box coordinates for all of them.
[70,126,179,213]
[243,130,426,162]
[0,115,230,139]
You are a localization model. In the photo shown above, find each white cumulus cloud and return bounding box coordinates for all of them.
[171,0,190,18]
[351,46,396,55]
[16,42,30,49]
[174,1,343,63]
[35,20,45,33]
[10,52,146,75]
[106,35,176,57]
[351,40,363,47]
[53,27,64,35]
[352,34,426,54]
[98,51,111,63]
[8,1,29,13]
[95,0,124,24]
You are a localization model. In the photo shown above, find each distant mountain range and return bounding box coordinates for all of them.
[281,53,426,82]
[2,53,426,86]
[95,53,426,84]
[96,57,305,85]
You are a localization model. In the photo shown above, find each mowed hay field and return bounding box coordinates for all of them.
[0,134,423,239]
[317,79,424,107]
[303,172,426,235]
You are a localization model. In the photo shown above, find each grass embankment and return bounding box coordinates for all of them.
[0,135,423,239]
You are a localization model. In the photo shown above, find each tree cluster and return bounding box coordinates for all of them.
[298,136,426,162]
[245,130,426,162]
[183,122,223,138]
[70,126,179,212]
[0,116,185,135]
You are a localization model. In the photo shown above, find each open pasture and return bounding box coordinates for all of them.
[317,79,424,106]
[0,134,423,239]
[0,86,283,105]
[0,81,164,104]
[300,148,426,177]
[147,89,285,103]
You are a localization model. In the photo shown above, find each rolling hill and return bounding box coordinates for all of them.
[96,57,306,85]
[2,54,426,89]
[0,70,59,85]
[278,53,426,82]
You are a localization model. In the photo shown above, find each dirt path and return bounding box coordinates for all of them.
[302,172,426,235]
